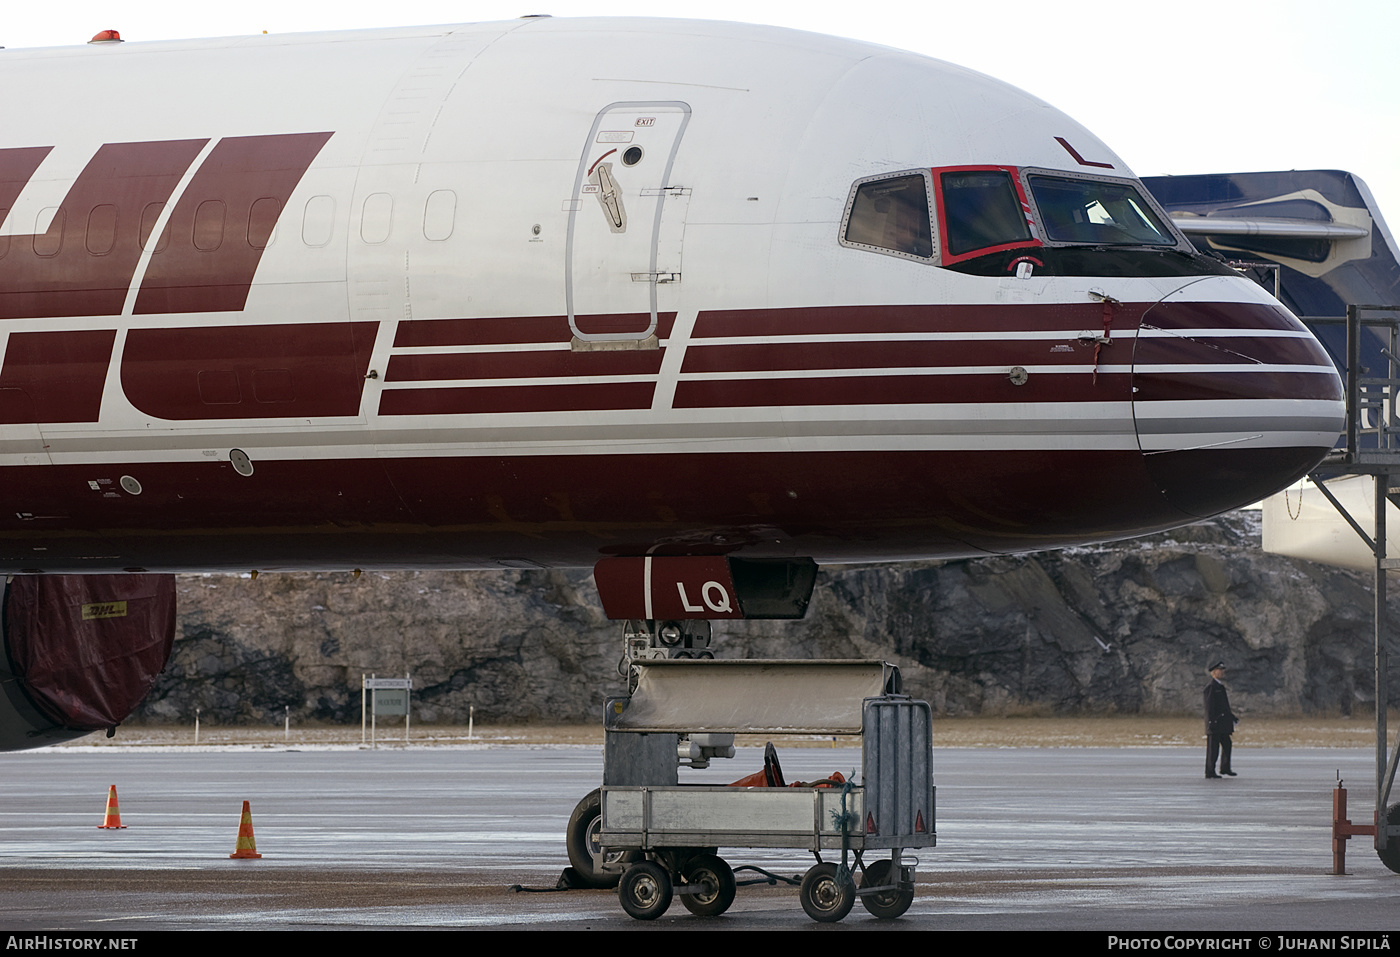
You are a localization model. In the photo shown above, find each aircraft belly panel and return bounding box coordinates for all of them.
[0,447,1176,572]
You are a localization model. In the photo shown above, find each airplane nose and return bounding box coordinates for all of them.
[1131,280,1345,519]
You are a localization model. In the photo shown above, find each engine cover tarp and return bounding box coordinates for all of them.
[3,574,175,730]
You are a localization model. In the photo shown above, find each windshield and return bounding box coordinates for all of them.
[843,173,934,259]
[940,170,1031,256]
[1028,175,1175,246]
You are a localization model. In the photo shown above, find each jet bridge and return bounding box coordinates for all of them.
[1271,306,1400,873]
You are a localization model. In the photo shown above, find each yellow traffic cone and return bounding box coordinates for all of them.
[229,800,262,859]
[96,785,126,829]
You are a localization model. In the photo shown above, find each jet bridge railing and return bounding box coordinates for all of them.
[1304,306,1400,465]
[1302,306,1400,865]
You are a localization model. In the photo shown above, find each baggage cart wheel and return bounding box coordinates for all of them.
[566,789,639,888]
[800,862,854,923]
[1379,804,1400,874]
[858,859,914,919]
[619,861,674,920]
[680,853,736,917]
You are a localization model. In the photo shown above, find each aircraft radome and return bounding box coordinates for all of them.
[0,17,1344,749]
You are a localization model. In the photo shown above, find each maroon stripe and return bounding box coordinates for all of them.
[385,347,664,382]
[395,315,571,347]
[1055,136,1115,169]
[121,321,372,419]
[0,140,208,320]
[692,303,1149,338]
[1133,370,1344,403]
[1143,300,1306,332]
[134,132,332,315]
[379,381,655,415]
[573,312,648,337]
[0,329,116,423]
[674,372,1133,408]
[394,312,676,347]
[0,147,54,224]
[680,339,1101,374]
[1135,335,1334,367]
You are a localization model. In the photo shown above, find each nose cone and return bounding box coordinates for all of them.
[1132,280,1345,519]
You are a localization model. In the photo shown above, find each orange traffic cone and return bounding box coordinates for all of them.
[728,767,770,787]
[229,800,262,859]
[96,785,126,829]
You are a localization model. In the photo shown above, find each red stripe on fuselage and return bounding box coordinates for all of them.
[673,371,1133,408]
[0,140,207,319]
[1134,334,1331,367]
[691,303,1150,338]
[1134,298,1343,403]
[134,133,332,315]
[1141,299,1307,332]
[573,312,651,337]
[393,312,678,347]
[385,347,665,382]
[395,315,571,347]
[0,147,54,218]
[680,338,1101,374]
[0,329,116,423]
[1132,370,1343,403]
[121,321,374,419]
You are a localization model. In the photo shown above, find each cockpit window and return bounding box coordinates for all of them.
[940,170,1031,256]
[1028,175,1175,246]
[842,173,934,260]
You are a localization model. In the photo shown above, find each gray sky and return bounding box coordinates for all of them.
[6,0,1397,229]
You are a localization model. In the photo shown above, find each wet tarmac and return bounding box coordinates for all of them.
[1,744,1398,930]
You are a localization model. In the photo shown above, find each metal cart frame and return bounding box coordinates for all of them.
[590,659,935,922]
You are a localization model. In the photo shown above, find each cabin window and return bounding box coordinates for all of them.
[193,200,226,252]
[248,198,282,249]
[841,173,934,260]
[85,205,117,256]
[940,170,1031,256]
[197,370,241,405]
[1028,174,1174,246]
[33,208,62,258]
[423,189,456,242]
[360,192,393,245]
[302,195,335,247]
[140,203,169,254]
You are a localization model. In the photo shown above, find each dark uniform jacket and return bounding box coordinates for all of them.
[1204,679,1236,735]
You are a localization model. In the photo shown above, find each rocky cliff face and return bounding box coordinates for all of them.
[134,511,1399,725]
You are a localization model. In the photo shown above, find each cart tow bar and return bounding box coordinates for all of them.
[732,865,802,887]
